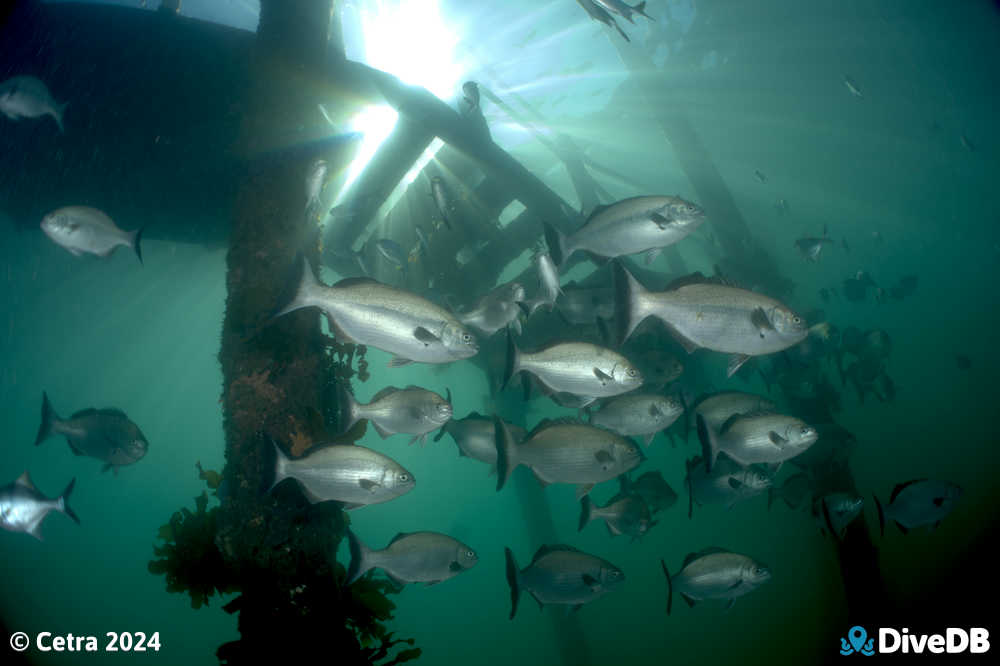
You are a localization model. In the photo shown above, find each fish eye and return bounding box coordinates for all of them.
[467,550,476,558]
[792,315,802,324]
[626,368,636,377]
[609,571,620,579]
[398,473,410,482]
[462,333,472,342]
[755,567,767,575]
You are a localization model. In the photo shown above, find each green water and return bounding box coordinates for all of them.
[3,0,999,664]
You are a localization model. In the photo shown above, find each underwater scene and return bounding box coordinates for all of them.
[1,0,998,664]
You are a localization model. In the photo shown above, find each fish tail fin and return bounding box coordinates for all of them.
[874,494,885,538]
[269,438,291,493]
[337,384,361,434]
[346,529,374,585]
[612,261,649,345]
[493,416,519,492]
[271,254,320,320]
[501,329,521,391]
[636,2,653,21]
[542,222,568,267]
[35,391,60,446]
[696,414,719,473]
[661,559,673,615]
[504,547,521,620]
[57,478,80,525]
[613,18,631,42]
[131,226,145,265]
[578,495,594,531]
[54,101,67,133]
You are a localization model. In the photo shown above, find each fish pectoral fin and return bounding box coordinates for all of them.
[933,497,945,507]
[681,593,697,608]
[385,572,407,590]
[358,479,380,492]
[340,502,364,510]
[575,483,595,499]
[727,477,743,489]
[726,354,752,378]
[594,450,614,464]
[644,248,662,265]
[581,573,599,590]
[650,212,675,228]
[449,561,463,573]
[533,470,551,488]
[750,307,774,334]
[768,431,788,446]
[413,326,440,345]
[725,598,736,611]
[388,356,414,367]
[593,367,614,384]
[606,522,623,537]
[424,579,443,587]
[727,580,743,591]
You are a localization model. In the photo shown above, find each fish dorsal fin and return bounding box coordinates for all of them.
[681,552,702,568]
[531,544,580,564]
[413,327,440,344]
[466,411,485,420]
[71,408,99,419]
[15,471,36,490]
[889,479,927,503]
[370,387,400,402]
[527,417,584,438]
[333,276,378,288]
[388,532,412,546]
[581,203,613,226]
[718,413,746,434]
[94,407,128,418]
[664,272,711,290]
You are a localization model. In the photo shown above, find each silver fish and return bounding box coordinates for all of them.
[339,385,452,446]
[685,456,772,517]
[274,257,478,366]
[504,337,642,403]
[575,0,631,43]
[430,176,455,230]
[305,159,328,217]
[619,471,677,514]
[34,392,149,474]
[494,417,643,498]
[458,282,526,337]
[691,392,776,435]
[814,492,864,538]
[697,411,817,472]
[415,225,431,255]
[505,544,624,618]
[544,195,704,267]
[375,239,408,272]
[555,283,615,326]
[874,479,962,536]
[578,493,654,539]
[346,530,478,587]
[615,265,808,377]
[767,472,812,510]
[270,441,414,509]
[0,75,67,132]
[433,412,526,470]
[661,548,771,614]
[41,207,144,264]
[0,472,79,540]
[524,251,562,316]
[587,393,684,446]
[593,0,652,23]
[844,75,863,98]
[794,237,834,262]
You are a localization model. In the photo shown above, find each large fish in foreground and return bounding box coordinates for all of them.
[35,392,149,474]
[270,440,414,509]
[505,544,624,618]
[661,548,771,613]
[873,479,962,536]
[494,417,642,497]
[41,207,144,264]
[346,530,478,587]
[339,386,452,446]
[274,257,478,366]
[696,411,817,472]
[504,335,643,405]
[614,264,808,377]
[545,195,704,268]
[0,472,79,540]
[0,75,67,132]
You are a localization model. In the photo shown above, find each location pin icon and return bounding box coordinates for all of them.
[849,626,867,653]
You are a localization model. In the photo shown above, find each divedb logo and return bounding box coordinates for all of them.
[840,626,990,656]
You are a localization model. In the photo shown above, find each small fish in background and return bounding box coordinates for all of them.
[457,282,526,337]
[794,236,834,262]
[873,479,962,536]
[375,239,408,273]
[954,354,972,370]
[575,0,631,43]
[631,348,684,389]
[35,392,149,474]
[754,169,767,184]
[269,439,415,508]
[819,287,830,303]
[430,176,456,230]
[0,472,79,540]
[619,471,677,514]
[305,159,328,219]
[434,412,526,472]
[842,270,878,302]
[456,239,489,265]
[504,544,625,618]
[461,81,480,112]
[593,0,653,23]
[578,492,655,539]
[871,230,883,243]
[888,274,918,300]
[41,207,144,264]
[414,225,431,257]
[660,548,771,614]
[960,133,975,152]
[0,75,67,132]
[686,456,773,516]
[339,385,452,446]
[773,198,789,215]
[813,492,864,539]
[345,530,478,587]
[843,75,863,98]
[523,250,562,316]
[767,472,812,510]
